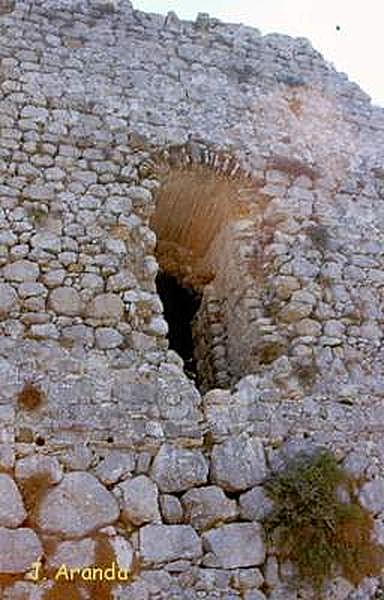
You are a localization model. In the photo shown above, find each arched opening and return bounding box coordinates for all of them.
[149,143,261,392]
[156,271,202,382]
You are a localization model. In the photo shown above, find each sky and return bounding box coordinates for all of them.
[132,0,384,107]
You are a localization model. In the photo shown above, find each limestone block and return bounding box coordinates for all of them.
[3,260,39,282]
[231,567,264,590]
[30,324,60,339]
[42,269,66,287]
[150,444,209,492]
[31,232,61,253]
[202,523,265,568]
[211,434,268,491]
[0,474,26,527]
[0,527,42,573]
[48,286,82,316]
[15,454,63,485]
[109,535,134,571]
[0,444,15,470]
[140,524,202,564]
[18,283,47,298]
[47,538,96,569]
[159,494,184,524]
[358,478,384,515]
[182,486,238,531]
[36,472,120,538]
[94,451,136,485]
[0,283,18,315]
[86,293,124,322]
[239,486,274,521]
[80,272,104,292]
[119,475,161,525]
[95,327,124,349]
[279,301,313,323]
[294,318,322,336]
[145,316,169,336]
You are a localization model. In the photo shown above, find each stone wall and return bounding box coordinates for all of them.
[0,0,383,598]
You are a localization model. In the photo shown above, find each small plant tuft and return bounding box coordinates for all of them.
[264,450,384,592]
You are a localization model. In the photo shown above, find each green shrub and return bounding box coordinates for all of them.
[264,450,384,592]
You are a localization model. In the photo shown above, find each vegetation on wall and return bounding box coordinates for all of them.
[264,450,384,592]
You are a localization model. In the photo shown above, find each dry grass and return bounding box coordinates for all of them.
[264,450,384,593]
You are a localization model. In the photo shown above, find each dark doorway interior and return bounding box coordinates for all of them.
[156,271,202,381]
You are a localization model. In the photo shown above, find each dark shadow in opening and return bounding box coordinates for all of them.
[156,270,202,382]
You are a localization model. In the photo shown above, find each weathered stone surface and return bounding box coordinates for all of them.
[0,2,383,595]
[36,472,120,538]
[0,527,43,573]
[86,293,124,321]
[3,260,39,282]
[211,435,268,491]
[31,233,61,253]
[160,494,184,524]
[358,478,384,515]
[47,538,96,569]
[15,454,63,485]
[95,327,124,349]
[0,474,26,527]
[119,475,161,525]
[94,451,136,485]
[231,567,264,590]
[49,286,82,316]
[182,486,238,531]
[202,523,266,568]
[140,524,202,564]
[109,535,134,571]
[0,283,18,315]
[239,486,274,521]
[151,444,209,492]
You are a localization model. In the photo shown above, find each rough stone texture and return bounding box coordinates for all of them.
[239,486,274,521]
[0,474,26,527]
[202,523,266,568]
[0,0,382,597]
[358,479,384,515]
[36,472,120,538]
[150,444,209,492]
[211,435,268,491]
[15,454,63,484]
[47,537,96,569]
[140,524,202,564]
[0,527,43,573]
[119,475,161,525]
[160,494,184,524]
[86,293,125,322]
[182,486,238,531]
[93,451,136,485]
[48,287,82,316]
[0,284,18,316]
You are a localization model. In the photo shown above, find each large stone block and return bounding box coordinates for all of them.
[150,444,209,492]
[119,475,161,525]
[0,527,42,573]
[36,472,120,538]
[0,474,26,527]
[182,486,238,531]
[210,434,268,491]
[140,524,202,564]
[202,523,266,568]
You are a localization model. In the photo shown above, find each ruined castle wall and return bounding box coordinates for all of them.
[0,1,383,598]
